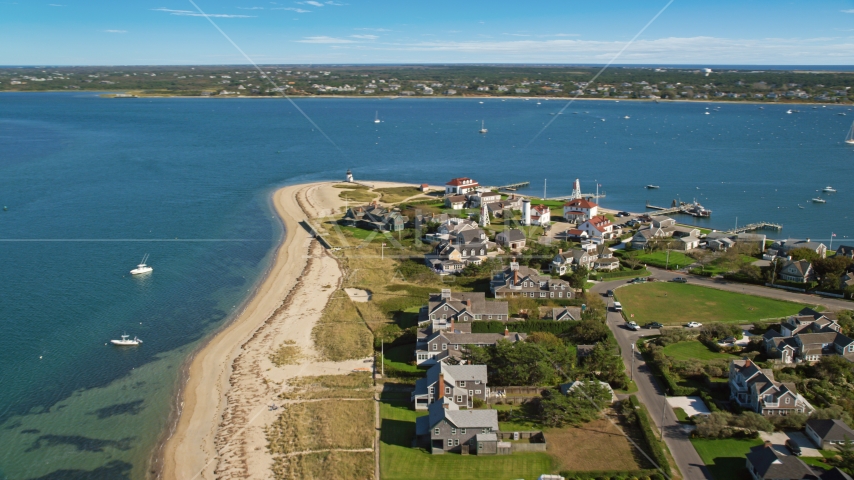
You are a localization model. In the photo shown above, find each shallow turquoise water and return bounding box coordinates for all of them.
[1,93,853,479]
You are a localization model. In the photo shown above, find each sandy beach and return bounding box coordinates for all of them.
[159,180,418,480]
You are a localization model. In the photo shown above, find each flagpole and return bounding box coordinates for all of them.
[830,233,834,252]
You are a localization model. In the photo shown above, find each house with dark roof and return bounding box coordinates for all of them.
[771,239,828,259]
[806,419,854,450]
[412,363,488,410]
[425,228,491,273]
[414,400,500,454]
[837,245,854,259]
[444,194,468,210]
[416,327,526,366]
[490,263,573,300]
[763,309,854,364]
[729,359,814,416]
[745,442,816,480]
[779,259,815,284]
[341,204,408,232]
[495,228,526,250]
[551,306,582,321]
[419,290,508,333]
[822,468,854,480]
[550,244,597,275]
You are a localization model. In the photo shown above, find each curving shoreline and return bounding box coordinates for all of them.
[159,183,319,480]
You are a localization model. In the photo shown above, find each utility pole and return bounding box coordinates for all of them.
[381,242,386,260]
[660,393,667,440]
[665,249,670,270]
[830,232,835,252]
[631,342,635,382]
[543,178,547,200]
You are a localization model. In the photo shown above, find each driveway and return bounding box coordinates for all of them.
[760,431,822,457]
[668,396,712,417]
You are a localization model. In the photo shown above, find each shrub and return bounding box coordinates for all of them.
[625,396,671,476]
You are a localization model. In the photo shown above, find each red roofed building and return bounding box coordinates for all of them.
[445,177,480,195]
[562,198,599,223]
[530,204,551,226]
[578,215,620,241]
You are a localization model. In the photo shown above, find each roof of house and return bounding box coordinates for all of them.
[552,307,582,321]
[822,468,854,480]
[446,177,478,186]
[427,291,508,317]
[746,443,815,479]
[532,204,550,214]
[807,419,854,442]
[496,229,526,242]
[796,332,840,346]
[782,259,812,276]
[446,194,467,203]
[423,400,499,431]
[837,245,854,257]
[563,198,597,209]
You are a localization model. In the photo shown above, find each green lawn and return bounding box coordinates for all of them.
[380,401,554,480]
[691,437,764,480]
[381,344,421,374]
[661,341,739,361]
[802,456,834,471]
[673,407,690,423]
[615,283,810,324]
[619,250,695,269]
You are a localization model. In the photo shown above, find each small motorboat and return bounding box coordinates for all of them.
[111,334,142,346]
[823,186,837,193]
[130,254,153,275]
[645,185,660,189]
[811,197,826,204]
[798,204,805,209]
[624,116,630,119]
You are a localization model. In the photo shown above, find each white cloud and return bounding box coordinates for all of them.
[325,1,345,4]
[299,0,324,6]
[355,27,391,32]
[297,36,354,43]
[152,8,254,18]
[841,9,854,13]
[105,29,127,33]
[236,6,264,9]
[48,3,64,5]
[553,33,581,37]
[273,6,309,12]
[350,34,378,40]
[502,33,530,37]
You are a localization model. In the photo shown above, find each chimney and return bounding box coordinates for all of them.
[466,299,472,309]
[450,318,455,332]
[504,327,509,338]
[764,441,773,449]
[744,358,751,367]
[559,249,562,254]
[438,374,444,399]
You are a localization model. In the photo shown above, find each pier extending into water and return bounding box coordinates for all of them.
[496,181,530,191]
[645,203,682,216]
[725,222,783,234]
[546,193,606,201]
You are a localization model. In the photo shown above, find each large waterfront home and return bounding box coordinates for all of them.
[770,239,828,259]
[414,400,499,454]
[805,419,854,450]
[578,215,620,241]
[412,363,488,410]
[495,228,526,250]
[837,245,854,259]
[415,328,526,366]
[562,198,598,223]
[530,204,551,226]
[490,262,573,299]
[628,217,701,251]
[445,177,480,195]
[341,203,408,232]
[425,228,491,273]
[728,359,814,416]
[745,442,816,480]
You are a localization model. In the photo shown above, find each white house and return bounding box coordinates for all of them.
[578,215,619,241]
[530,204,551,226]
[562,198,598,223]
[445,178,480,195]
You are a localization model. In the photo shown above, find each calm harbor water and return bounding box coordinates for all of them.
[1,93,853,479]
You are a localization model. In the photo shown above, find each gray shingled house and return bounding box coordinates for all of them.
[412,363,488,410]
[414,400,500,455]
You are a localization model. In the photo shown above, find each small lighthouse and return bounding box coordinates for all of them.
[346,169,354,183]
[521,198,531,226]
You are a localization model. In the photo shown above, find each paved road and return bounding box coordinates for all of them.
[592,277,714,480]
[592,269,851,479]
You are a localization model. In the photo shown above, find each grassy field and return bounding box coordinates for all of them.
[279,372,374,400]
[661,341,739,361]
[620,250,695,269]
[272,450,374,480]
[375,186,424,203]
[544,419,644,472]
[691,437,763,480]
[380,401,555,480]
[615,283,809,324]
[267,399,374,454]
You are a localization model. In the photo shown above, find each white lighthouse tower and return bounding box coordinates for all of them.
[569,178,582,201]
[346,168,354,183]
[480,202,490,227]
[521,198,531,226]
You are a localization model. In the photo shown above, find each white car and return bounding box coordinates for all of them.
[686,322,703,328]
[626,321,640,331]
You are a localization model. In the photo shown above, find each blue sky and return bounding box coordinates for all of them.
[2,0,854,65]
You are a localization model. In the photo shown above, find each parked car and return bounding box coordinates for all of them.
[686,322,703,328]
[613,301,623,312]
[644,322,664,329]
[671,277,688,283]
[785,439,802,456]
[626,321,640,331]
[606,289,614,297]
[626,219,640,227]
[618,211,631,217]
[631,277,648,284]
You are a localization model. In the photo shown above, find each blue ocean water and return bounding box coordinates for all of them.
[1,93,853,479]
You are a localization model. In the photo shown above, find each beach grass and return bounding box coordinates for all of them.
[375,186,424,203]
[661,341,738,361]
[266,399,374,455]
[338,187,377,203]
[312,292,373,361]
[544,418,644,472]
[690,437,763,480]
[271,450,374,480]
[270,340,305,366]
[615,283,808,324]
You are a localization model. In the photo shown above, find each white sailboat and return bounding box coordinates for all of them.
[111,334,142,346]
[479,120,488,134]
[130,254,153,275]
[846,121,854,145]
[373,111,380,124]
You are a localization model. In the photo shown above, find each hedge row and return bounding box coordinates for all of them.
[627,395,672,477]
[471,320,574,335]
[557,470,665,480]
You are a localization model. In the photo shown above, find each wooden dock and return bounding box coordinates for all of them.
[725,222,783,234]
[546,193,606,201]
[645,203,682,216]
[496,181,530,191]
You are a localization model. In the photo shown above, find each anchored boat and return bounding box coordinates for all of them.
[130,254,152,275]
[111,334,142,346]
